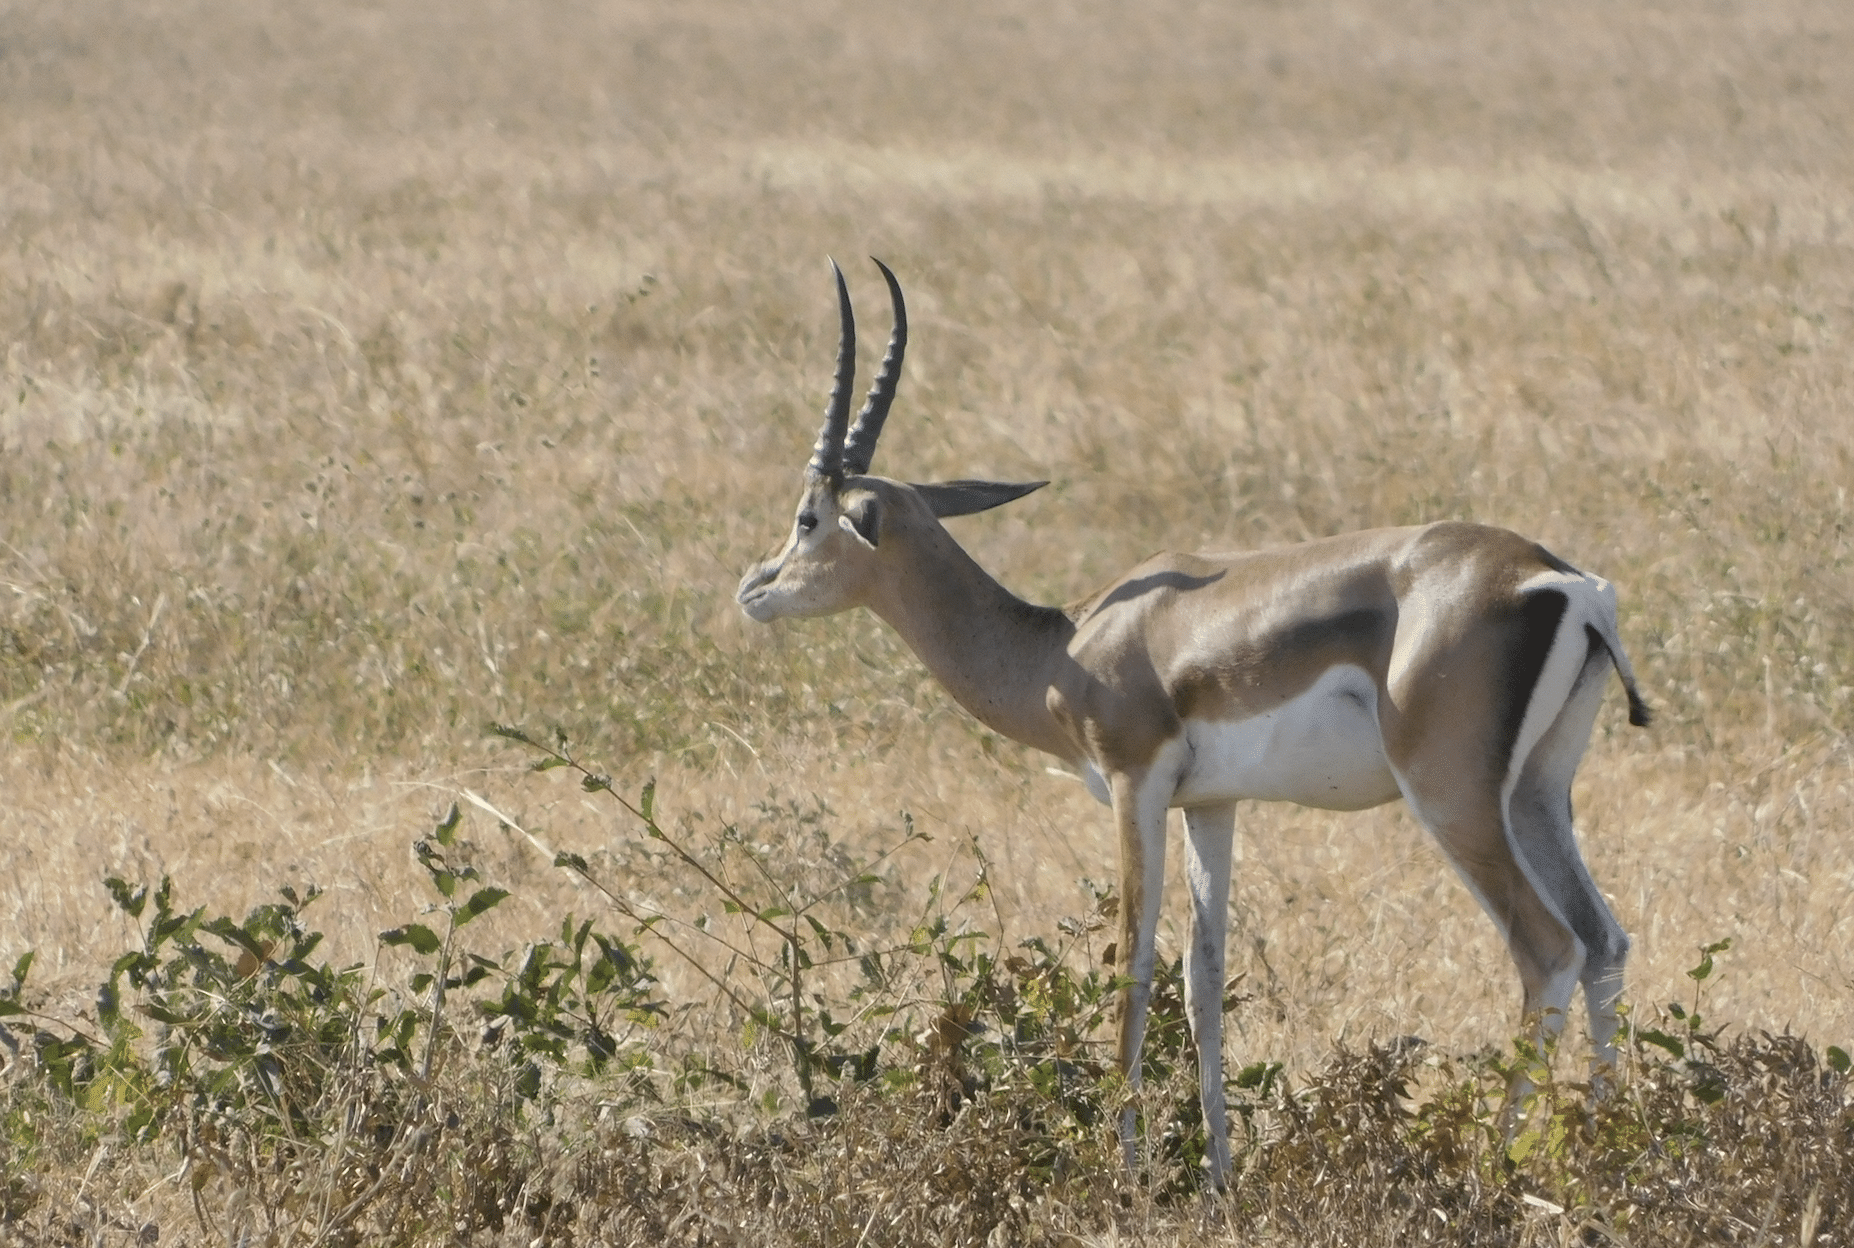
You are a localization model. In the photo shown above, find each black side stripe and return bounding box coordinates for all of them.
[1495,590,1570,773]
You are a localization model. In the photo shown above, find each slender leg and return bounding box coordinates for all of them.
[1183,802,1236,1187]
[1383,587,1595,1119]
[1508,652,1630,1084]
[1112,764,1173,1169]
[1396,776,1586,1114]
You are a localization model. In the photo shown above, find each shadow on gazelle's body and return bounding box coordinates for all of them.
[737,260,1651,1188]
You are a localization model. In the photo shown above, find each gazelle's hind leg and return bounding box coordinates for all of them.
[1392,769,1586,1089]
[1182,801,1236,1188]
[1383,590,1593,1111]
[1507,644,1630,1082]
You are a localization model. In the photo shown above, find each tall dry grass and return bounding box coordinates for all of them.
[2,0,1852,1240]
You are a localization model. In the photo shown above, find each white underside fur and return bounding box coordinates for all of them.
[1076,664,1398,812]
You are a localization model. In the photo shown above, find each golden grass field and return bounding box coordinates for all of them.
[3,0,1853,1241]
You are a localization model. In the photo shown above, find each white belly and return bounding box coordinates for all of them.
[1172,664,1399,811]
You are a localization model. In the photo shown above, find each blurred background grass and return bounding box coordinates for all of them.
[1,0,1851,1086]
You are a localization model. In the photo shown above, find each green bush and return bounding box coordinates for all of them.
[3,755,1851,1244]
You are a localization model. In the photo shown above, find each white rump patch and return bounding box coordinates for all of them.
[1518,564,1609,598]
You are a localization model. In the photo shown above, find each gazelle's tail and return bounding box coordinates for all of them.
[1586,611,1651,728]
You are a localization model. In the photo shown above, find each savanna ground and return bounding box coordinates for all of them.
[2,1,1852,1243]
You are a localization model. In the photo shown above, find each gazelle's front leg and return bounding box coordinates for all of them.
[1110,761,1178,1169]
[1183,801,1236,1188]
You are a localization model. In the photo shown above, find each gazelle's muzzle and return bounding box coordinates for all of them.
[736,558,782,621]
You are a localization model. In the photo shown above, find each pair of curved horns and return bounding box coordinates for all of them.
[807,258,907,483]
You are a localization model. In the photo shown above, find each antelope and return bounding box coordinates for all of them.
[736,259,1650,1186]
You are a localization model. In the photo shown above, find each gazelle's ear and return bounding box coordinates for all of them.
[840,494,881,548]
[915,479,1048,519]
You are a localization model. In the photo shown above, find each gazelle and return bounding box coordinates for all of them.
[737,259,1651,1186]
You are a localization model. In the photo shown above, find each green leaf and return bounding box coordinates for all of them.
[456,887,511,926]
[1234,1061,1278,1090]
[640,779,656,822]
[203,917,268,961]
[554,851,589,873]
[1827,1045,1851,1075]
[1543,1114,1569,1161]
[124,1100,159,1143]
[11,950,35,989]
[1506,1125,1541,1164]
[381,924,443,955]
[435,802,462,848]
[515,1061,542,1099]
[1687,938,1732,982]
[490,722,538,747]
[151,907,202,947]
[531,756,570,772]
[106,877,149,920]
[1637,1029,1686,1058]
[141,1002,193,1025]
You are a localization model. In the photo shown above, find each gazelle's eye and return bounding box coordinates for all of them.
[797,512,818,534]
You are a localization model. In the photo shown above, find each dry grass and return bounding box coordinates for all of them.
[2,0,1853,1242]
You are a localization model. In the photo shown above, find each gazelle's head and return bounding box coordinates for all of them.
[736,260,1045,623]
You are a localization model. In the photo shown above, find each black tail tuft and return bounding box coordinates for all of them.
[1587,622,1653,728]
[1626,686,1653,728]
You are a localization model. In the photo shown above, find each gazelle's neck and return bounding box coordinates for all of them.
[864,522,1076,758]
